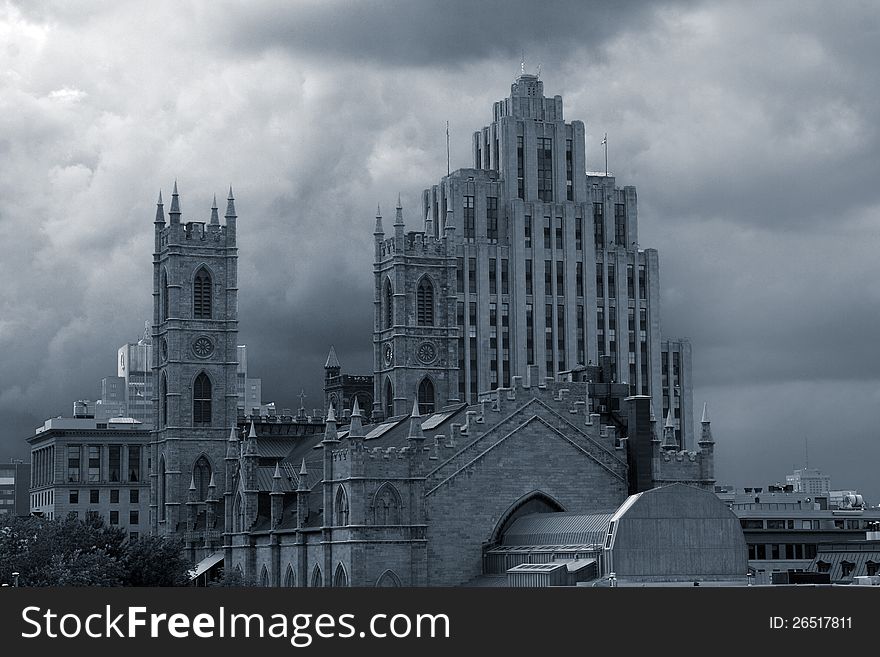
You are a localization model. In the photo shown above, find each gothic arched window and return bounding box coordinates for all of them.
[311,564,323,587]
[384,278,393,329]
[384,379,393,419]
[193,267,212,319]
[193,456,211,501]
[416,277,434,326]
[333,563,349,587]
[193,373,212,425]
[284,564,295,587]
[334,485,349,526]
[372,482,402,525]
[418,378,435,415]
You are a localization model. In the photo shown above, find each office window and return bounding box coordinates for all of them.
[556,261,564,296]
[596,263,604,298]
[537,138,553,202]
[109,445,121,482]
[501,303,510,387]
[526,303,535,364]
[517,136,524,199]
[544,260,552,296]
[468,258,477,294]
[501,259,509,294]
[110,510,119,525]
[130,510,139,525]
[525,259,533,295]
[128,445,141,483]
[456,257,464,293]
[593,203,604,248]
[110,489,119,504]
[486,197,498,242]
[576,262,584,297]
[638,264,647,299]
[69,490,78,504]
[130,489,139,504]
[524,215,532,248]
[565,139,573,201]
[464,195,475,241]
[575,217,583,250]
[607,264,616,299]
[577,304,585,365]
[627,264,635,299]
[67,445,80,482]
[489,258,497,294]
[557,304,565,371]
[88,446,100,482]
[555,218,563,250]
[614,203,626,246]
[543,217,551,249]
[90,489,99,504]
[545,304,554,374]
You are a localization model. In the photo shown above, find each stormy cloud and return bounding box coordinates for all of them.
[1,0,878,499]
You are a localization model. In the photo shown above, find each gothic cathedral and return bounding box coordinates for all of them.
[150,183,239,543]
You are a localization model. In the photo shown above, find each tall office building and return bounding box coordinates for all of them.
[117,328,154,427]
[374,72,693,444]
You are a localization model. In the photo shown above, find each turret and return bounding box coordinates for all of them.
[169,180,181,225]
[698,402,714,449]
[394,193,405,241]
[186,475,198,531]
[324,345,341,381]
[322,404,340,444]
[205,473,218,538]
[271,463,284,529]
[407,398,425,442]
[348,397,365,442]
[296,458,309,530]
[374,203,385,259]
[209,194,219,225]
[154,191,165,252]
[662,407,678,451]
[225,186,236,240]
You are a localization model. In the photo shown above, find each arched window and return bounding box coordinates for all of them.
[161,268,169,321]
[160,372,168,427]
[193,267,212,319]
[384,279,393,329]
[260,565,270,587]
[311,564,323,587]
[193,456,211,502]
[333,563,349,587]
[418,378,435,415]
[372,482,402,525]
[284,564,296,587]
[376,570,401,587]
[334,485,349,526]
[416,277,434,325]
[158,456,166,521]
[193,373,212,425]
[384,379,393,419]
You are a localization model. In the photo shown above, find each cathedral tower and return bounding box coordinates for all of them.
[151,184,239,539]
[372,199,460,421]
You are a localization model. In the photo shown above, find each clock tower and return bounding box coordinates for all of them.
[372,198,460,421]
[151,184,239,547]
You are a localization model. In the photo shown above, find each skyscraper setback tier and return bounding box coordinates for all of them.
[373,72,693,447]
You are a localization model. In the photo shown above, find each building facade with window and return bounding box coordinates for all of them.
[0,460,30,520]
[372,72,693,446]
[26,416,149,538]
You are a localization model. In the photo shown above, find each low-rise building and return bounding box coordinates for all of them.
[27,416,150,539]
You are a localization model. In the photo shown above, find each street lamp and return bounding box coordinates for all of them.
[12,571,20,587]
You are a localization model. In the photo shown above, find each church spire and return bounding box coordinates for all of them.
[349,397,364,439]
[662,407,678,451]
[210,194,219,225]
[325,345,340,369]
[322,404,339,444]
[407,398,424,441]
[699,402,714,446]
[374,203,384,236]
[394,194,404,227]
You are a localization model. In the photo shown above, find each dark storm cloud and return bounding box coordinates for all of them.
[220,0,688,67]
[1,0,879,500]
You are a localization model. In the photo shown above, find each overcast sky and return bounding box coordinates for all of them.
[1,0,879,499]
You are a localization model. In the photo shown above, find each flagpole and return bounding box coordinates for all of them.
[603,132,608,176]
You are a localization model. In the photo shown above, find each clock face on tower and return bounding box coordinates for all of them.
[192,336,214,358]
[383,342,394,366]
[417,341,436,364]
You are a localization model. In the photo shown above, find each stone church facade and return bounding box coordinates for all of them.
[152,73,720,584]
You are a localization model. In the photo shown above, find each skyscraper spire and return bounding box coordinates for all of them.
[210,194,219,225]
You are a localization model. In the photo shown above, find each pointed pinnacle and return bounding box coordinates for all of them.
[169,180,181,214]
[411,397,421,418]
[396,193,402,209]
[701,402,710,424]
[299,458,308,475]
[208,473,216,488]
[225,186,237,218]
[273,462,281,479]
[155,191,165,223]
[351,396,361,417]
[210,194,219,224]
[228,425,238,441]
[376,203,382,217]
[325,345,340,369]
[189,475,196,491]
[248,419,257,439]
[665,407,675,428]
[326,404,336,422]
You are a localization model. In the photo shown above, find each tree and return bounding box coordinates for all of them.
[0,516,191,587]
